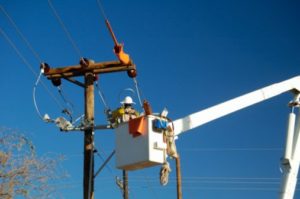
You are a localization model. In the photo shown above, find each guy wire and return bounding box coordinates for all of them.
[94,143,115,175]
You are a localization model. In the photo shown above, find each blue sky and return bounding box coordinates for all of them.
[1,0,300,198]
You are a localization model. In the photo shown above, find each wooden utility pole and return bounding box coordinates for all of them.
[42,59,136,199]
[176,155,182,199]
[123,170,129,199]
[84,72,95,199]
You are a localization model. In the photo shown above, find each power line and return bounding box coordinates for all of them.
[181,147,282,152]
[33,71,47,121]
[1,3,80,119]
[48,0,82,58]
[0,5,42,63]
[95,80,110,110]
[96,0,108,20]
[144,175,159,199]
[0,27,37,76]
[122,175,286,188]
[0,5,65,113]
[128,176,282,181]
[126,179,282,184]
[94,0,146,110]
[133,77,143,108]
[57,86,75,121]
[0,27,64,111]
[82,147,282,154]
[134,186,285,192]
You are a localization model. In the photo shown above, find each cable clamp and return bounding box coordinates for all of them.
[82,118,94,130]
[289,93,300,108]
[55,117,74,131]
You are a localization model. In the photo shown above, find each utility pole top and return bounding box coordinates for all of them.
[41,57,137,199]
[41,59,136,79]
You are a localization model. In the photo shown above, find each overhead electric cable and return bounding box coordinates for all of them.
[182,147,282,152]
[171,186,283,191]
[48,0,82,57]
[179,180,280,185]
[95,0,146,110]
[47,0,86,120]
[33,70,49,121]
[72,114,85,125]
[96,0,108,20]
[0,5,42,63]
[129,175,281,181]
[122,175,285,190]
[144,175,159,198]
[0,27,37,76]
[129,185,287,192]
[133,78,143,108]
[0,6,65,113]
[57,86,75,121]
[95,81,110,110]
[58,86,74,108]
[0,27,64,111]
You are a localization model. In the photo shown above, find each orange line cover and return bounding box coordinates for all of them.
[128,116,147,137]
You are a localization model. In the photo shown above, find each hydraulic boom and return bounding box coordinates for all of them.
[173,76,300,135]
[172,76,300,199]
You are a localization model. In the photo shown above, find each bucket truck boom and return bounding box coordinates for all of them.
[172,75,300,199]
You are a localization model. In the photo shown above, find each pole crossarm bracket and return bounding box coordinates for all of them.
[63,77,86,88]
[42,60,136,79]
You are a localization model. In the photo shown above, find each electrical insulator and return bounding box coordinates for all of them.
[40,62,50,74]
[127,69,137,78]
[79,57,89,67]
[94,74,99,81]
[51,78,61,87]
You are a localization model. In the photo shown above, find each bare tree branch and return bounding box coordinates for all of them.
[0,128,67,199]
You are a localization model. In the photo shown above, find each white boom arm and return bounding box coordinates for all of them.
[172,76,300,199]
[173,76,300,136]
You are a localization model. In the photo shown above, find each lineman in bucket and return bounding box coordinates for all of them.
[111,96,139,126]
